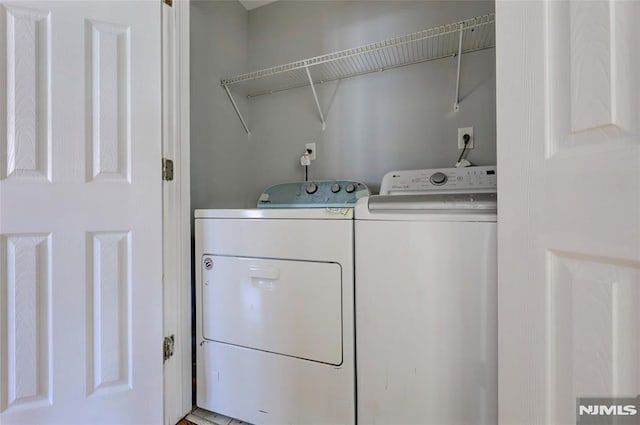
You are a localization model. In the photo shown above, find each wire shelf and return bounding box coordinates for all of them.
[221,13,495,98]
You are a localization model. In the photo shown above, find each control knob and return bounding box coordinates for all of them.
[331,183,341,193]
[429,172,448,185]
[345,184,356,193]
[305,182,318,194]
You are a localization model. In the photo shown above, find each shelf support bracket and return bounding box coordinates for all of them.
[454,23,464,112]
[304,64,326,130]
[223,84,251,136]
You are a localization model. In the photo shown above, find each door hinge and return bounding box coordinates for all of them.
[163,0,172,6]
[162,158,174,181]
[163,334,175,362]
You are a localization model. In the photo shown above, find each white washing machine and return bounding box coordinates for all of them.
[195,180,369,425]
[355,166,498,425]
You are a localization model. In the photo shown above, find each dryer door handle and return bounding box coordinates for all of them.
[248,265,280,280]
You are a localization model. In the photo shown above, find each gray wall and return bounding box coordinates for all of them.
[191,0,496,208]
[190,0,251,209]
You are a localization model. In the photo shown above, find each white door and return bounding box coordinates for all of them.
[497,1,640,424]
[0,1,162,424]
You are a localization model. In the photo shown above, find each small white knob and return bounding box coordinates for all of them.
[306,182,318,194]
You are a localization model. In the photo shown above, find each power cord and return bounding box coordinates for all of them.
[455,134,471,167]
[301,148,313,181]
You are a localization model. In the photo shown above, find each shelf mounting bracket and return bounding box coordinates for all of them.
[454,23,464,112]
[223,84,251,137]
[304,64,326,130]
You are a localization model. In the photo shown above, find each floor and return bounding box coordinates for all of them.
[180,408,250,425]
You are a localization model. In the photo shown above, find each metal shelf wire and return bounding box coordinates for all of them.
[221,13,495,135]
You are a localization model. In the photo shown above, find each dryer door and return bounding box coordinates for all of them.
[201,255,343,366]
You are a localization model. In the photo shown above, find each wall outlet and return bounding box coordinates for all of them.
[305,143,316,160]
[458,127,474,149]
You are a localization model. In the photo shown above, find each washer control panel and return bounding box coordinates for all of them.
[258,180,371,208]
[380,166,497,195]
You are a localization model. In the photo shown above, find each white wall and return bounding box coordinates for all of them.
[191,0,495,207]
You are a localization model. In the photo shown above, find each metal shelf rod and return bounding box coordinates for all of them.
[223,84,250,136]
[454,25,464,112]
[305,65,326,130]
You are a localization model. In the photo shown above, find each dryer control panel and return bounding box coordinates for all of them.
[258,180,370,208]
[379,166,496,195]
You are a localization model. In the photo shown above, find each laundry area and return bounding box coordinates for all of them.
[0,1,636,424]
[190,1,496,424]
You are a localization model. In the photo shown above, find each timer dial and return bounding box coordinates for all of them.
[429,172,448,185]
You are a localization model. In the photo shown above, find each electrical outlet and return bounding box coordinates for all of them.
[458,127,474,149]
[305,143,316,160]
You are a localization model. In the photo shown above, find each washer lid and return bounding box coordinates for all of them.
[354,196,496,222]
[367,193,497,212]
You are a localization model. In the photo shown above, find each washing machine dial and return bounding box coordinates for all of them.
[331,183,341,193]
[429,172,448,185]
[306,182,318,194]
[345,184,356,193]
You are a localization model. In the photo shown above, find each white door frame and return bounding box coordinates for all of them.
[162,0,191,423]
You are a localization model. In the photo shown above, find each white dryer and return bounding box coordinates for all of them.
[355,166,497,425]
[195,180,369,425]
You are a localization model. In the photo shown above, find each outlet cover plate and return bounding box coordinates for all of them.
[458,127,474,149]
[305,143,317,160]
